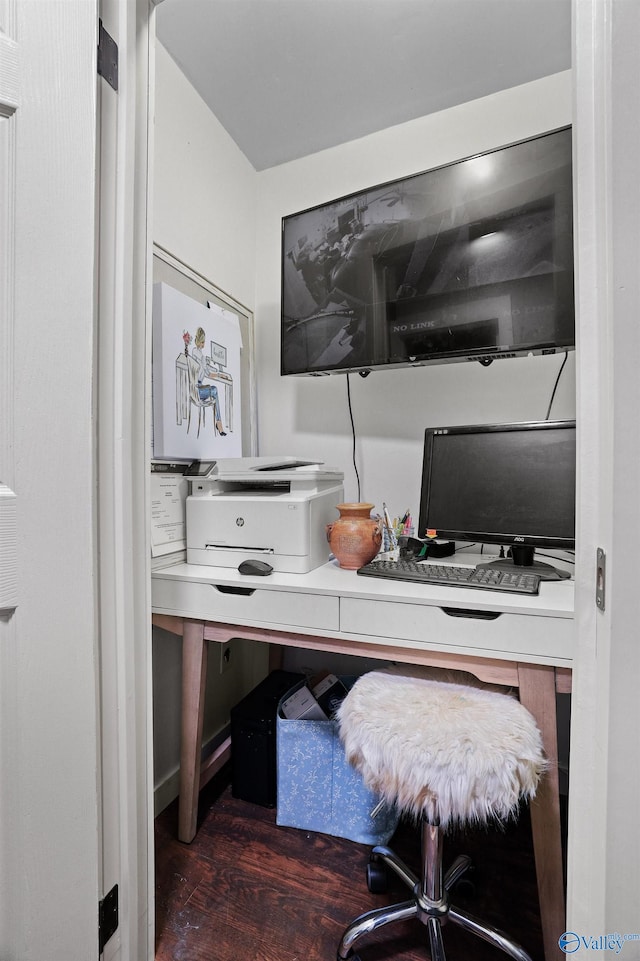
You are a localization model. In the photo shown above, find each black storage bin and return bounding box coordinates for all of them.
[230,670,305,807]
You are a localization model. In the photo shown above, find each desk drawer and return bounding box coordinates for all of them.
[152,578,339,632]
[340,598,573,662]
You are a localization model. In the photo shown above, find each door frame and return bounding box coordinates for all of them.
[96,1,156,957]
[568,0,640,937]
[118,0,640,951]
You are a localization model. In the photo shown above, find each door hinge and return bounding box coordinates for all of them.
[97,19,118,91]
[99,884,119,954]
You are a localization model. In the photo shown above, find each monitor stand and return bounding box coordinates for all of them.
[477,545,571,582]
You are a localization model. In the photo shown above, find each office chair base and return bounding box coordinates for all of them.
[337,826,534,961]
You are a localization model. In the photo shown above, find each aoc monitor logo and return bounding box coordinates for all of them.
[560,932,640,954]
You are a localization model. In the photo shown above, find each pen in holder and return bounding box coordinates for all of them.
[379,519,398,552]
[381,503,398,552]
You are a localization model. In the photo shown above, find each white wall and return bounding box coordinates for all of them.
[255,72,575,520]
[154,43,257,309]
[152,43,267,808]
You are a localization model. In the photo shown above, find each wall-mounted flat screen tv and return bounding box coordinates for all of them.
[281,126,574,376]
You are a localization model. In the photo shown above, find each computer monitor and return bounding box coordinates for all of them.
[418,420,576,580]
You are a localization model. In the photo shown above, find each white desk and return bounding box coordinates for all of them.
[152,556,573,961]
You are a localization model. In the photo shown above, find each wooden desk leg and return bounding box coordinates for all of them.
[518,664,565,961]
[179,619,208,843]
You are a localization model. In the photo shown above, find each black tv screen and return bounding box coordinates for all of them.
[281,126,574,376]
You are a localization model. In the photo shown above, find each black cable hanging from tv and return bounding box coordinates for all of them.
[346,374,361,501]
[545,351,569,420]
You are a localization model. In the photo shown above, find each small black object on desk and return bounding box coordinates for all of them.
[398,535,456,560]
[238,559,274,576]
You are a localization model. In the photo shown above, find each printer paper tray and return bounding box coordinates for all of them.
[205,544,275,554]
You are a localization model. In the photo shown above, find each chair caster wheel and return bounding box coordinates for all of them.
[453,875,476,898]
[366,858,388,893]
[449,862,477,899]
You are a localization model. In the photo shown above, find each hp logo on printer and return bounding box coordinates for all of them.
[236,517,245,527]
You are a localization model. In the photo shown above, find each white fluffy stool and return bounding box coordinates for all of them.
[336,669,546,961]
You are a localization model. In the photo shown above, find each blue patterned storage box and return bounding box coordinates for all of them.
[276,680,399,845]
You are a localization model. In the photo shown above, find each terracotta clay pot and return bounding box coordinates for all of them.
[326,502,383,570]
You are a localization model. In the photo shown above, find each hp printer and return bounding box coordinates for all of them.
[185,457,344,573]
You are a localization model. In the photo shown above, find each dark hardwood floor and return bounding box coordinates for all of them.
[155,767,548,961]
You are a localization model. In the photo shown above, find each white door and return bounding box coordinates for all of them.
[0,1,100,958]
[0,1,153,958]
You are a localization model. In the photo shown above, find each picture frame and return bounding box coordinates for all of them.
[152,245,257,461]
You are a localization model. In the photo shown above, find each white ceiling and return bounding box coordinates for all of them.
[156,0,571,171]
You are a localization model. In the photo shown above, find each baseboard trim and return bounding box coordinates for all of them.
[154,724,231,816]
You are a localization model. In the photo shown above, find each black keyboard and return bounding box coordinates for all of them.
[357,559,541,595]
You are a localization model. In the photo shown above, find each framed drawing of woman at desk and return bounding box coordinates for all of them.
[152,246,256,460]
